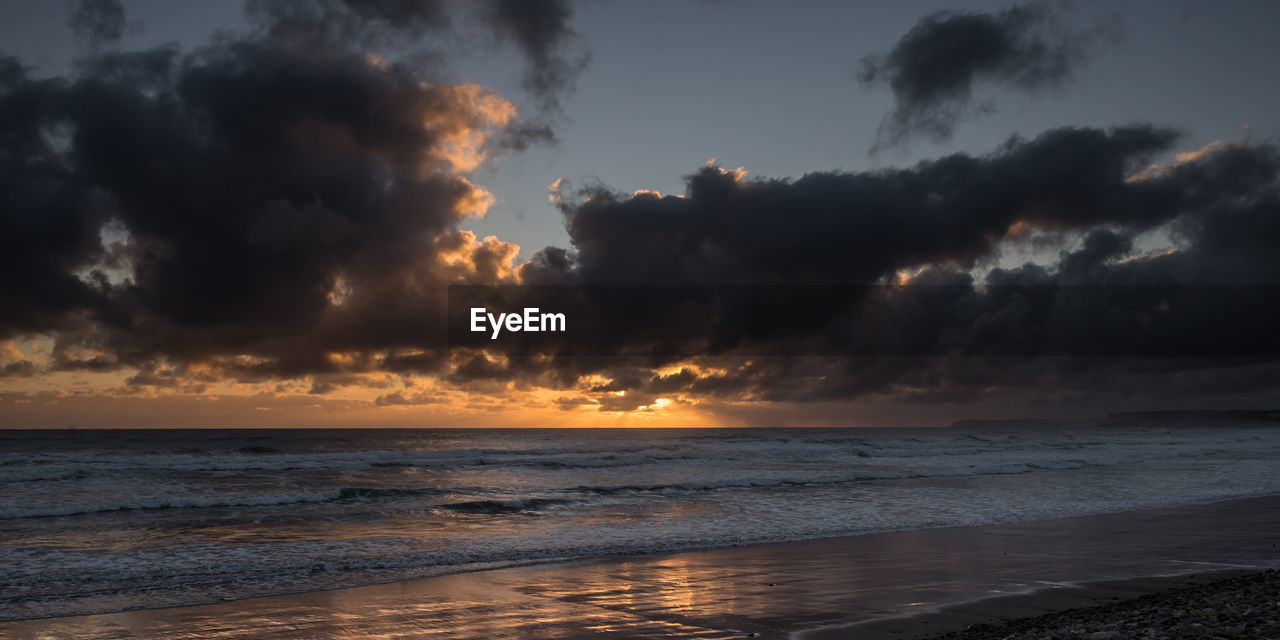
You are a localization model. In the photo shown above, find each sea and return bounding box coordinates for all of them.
[2,426,1279,621]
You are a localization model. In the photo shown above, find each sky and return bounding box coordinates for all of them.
[2,0,1279,427]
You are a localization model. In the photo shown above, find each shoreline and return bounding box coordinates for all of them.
[3,495,1277,639]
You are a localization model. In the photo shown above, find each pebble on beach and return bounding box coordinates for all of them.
[926,569,1280,640]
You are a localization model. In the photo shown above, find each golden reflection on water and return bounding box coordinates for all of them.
[2,525,979,640]
[16,551,790,640]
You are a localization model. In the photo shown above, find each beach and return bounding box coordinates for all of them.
[873,570,1280,640]
[3,494,1276,639]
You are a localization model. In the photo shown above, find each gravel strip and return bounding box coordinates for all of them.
[927,570,1280,640]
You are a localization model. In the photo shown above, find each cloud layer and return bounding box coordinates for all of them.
[860,4,1112,149]
[2,2,1279,422]
[514,132,1280,409]
[67,0,126,48]
[1,0,584,388]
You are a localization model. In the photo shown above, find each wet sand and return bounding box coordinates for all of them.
[3,495,1278,639]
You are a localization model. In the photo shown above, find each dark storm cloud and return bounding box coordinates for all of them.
[245,0,451,50]
[1,2,575,380]
[374,390,439,406]
[538,126,1179,287]
[1,359,38,378]
[860,4,1111,148]
[246,0,587,112]
[0,55,115,337]
[0,0,594,386]
[67,0,127,47]
[338,0,451,29]
[481,0,588,112]
[513,131,1280,408]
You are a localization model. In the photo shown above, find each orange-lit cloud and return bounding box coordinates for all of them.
[1126,140,1236,183]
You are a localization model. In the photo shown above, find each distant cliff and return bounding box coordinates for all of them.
[1100,409,1280,427]
[949,409,1280,429]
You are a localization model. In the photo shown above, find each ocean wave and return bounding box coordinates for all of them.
[0,444,729,478]
[559,459,1115,496]
[2,428,1219,481]
[0,485,446,520]
[437,498,576,514]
